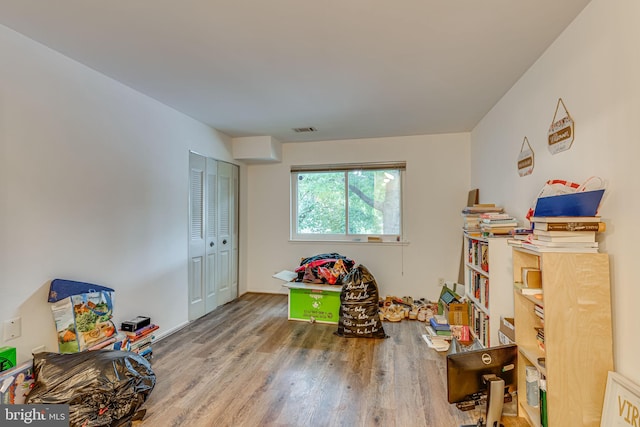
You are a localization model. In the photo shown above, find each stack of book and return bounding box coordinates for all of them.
[524,216,606,253]
[535,327,545,352]
[120,321,159,362]
[428,315,452,338]
[509,227,533,241]
[461,204,504,234]
[479,212,518,236]
[422,330,450,352]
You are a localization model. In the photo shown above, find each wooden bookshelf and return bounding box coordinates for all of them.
[511,246,613,427]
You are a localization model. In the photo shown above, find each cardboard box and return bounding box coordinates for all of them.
[438,283,469,325]
[286,283,342,324]
[499,316,516,343]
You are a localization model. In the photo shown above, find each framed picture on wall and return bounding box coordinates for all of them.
[601,371,640,426]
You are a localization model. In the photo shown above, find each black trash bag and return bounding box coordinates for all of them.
[335,264,388,339]
[26,350,155,427]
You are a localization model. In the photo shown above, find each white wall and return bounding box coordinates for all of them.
[246,133,470,300]
[0,24,246,364]
[471,0,639,383]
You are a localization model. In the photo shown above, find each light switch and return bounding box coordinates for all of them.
[3,317,21,341]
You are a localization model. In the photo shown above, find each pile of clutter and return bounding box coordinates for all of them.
[294,253,355,285]
[378,296,439,322]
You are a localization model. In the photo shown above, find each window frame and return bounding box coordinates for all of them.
[290,162,406,242]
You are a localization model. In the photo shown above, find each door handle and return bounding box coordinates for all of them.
[210,242,214,247]
[222,239,227,245]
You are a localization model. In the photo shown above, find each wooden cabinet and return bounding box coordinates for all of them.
[511,247,613,427]
[463,233,513,347]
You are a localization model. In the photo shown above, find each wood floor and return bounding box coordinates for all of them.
[139,293,529,427]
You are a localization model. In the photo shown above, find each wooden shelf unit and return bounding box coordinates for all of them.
[511,246,613,427]
[463,233,513,347]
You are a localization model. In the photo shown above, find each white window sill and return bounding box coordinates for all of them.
[288,239,410,246]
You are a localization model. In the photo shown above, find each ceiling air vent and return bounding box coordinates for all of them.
[292,127,317,133]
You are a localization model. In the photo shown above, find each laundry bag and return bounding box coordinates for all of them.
[335,264,387,339]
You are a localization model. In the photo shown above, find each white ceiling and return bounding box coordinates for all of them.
[0,1,590,142]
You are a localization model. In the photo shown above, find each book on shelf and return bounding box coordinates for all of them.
[432,314,448,324]
[533,230,596,242]
[527,239,598,248]
[422,333,450,351]
[479,212,514,220]
[514,282,543,295]
[509,228,533,240]
[510,227,533,235]
[521,242,598,253]
[462,204,504,214]
[123,324,159,340]
[429,317,451,331]
[480,244,489,271]
[450,324,471,342]
[481,219,518,227]
[128,334,154,350]
[134,341,153,354]
[482,227,517,236]
[522,267,541,288]
[498,329,515,345]
[530,216,601,223]
[425,326,453,341]
[533,221,606,232]
[507,238,523,247]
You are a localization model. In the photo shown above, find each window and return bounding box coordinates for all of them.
[291,162,405,242]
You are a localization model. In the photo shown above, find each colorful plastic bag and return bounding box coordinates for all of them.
[48,279,117,353]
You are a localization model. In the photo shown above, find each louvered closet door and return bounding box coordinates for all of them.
[189,154,238,320]
[216,161,233,305]
[231,164,239,300]
[204,157,218,313]
[188,152,206,320]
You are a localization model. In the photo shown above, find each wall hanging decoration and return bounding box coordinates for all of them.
[517,136,534,176]
[601,371,640,427]
[547,98,574,154]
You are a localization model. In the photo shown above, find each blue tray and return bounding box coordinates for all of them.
[533,189,605,217]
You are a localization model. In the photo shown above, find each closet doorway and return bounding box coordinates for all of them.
[188,151,239,321]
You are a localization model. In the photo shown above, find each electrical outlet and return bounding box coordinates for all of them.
[438,277,445,287]
[3,317,22,341]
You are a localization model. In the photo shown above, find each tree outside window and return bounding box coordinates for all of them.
[292,163,404,241]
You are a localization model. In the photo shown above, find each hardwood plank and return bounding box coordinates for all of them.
[138,293,529,427]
